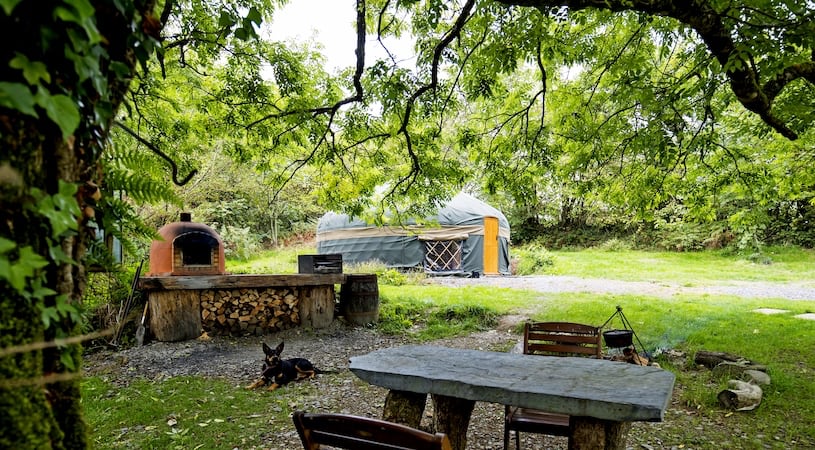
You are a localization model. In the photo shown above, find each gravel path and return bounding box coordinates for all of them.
[431,275,815,301]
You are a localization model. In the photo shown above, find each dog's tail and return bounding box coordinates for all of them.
[314,367,341,374]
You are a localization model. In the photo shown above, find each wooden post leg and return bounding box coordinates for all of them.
[431,394,475,450]
[569,417,630,450]
[383,390,427,429]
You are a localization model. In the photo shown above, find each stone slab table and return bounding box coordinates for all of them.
[349,345,675,450]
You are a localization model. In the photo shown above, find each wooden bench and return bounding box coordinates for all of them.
[292,411,452,450]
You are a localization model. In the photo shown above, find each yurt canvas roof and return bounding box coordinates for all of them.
[317,193,510,230]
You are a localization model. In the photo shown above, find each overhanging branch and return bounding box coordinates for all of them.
[495,0,813,140]
[389,0,478,198]
[114,121,198,186]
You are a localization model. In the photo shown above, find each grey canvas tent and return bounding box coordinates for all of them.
[316,193,511,275]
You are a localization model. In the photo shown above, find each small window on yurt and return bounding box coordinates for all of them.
[421,235,465,273]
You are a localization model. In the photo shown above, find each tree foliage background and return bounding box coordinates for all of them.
[1,0,814,448]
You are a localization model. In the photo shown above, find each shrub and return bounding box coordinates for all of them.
[513,244,555,275]
[597,238,634,251]
[344,261,426,286]
[377,299,498,339]
[377,298,427,334]
[219,225,262,261]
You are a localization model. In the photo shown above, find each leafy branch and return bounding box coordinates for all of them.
[495,0,815,140]
[114,121,198,186]
[387,0,478,200]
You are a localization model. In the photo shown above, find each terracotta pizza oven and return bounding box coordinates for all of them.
[147,212,226,276]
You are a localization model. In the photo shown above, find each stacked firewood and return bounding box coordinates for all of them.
[200,287,301,335]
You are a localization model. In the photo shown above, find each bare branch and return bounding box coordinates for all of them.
[375,0,401,66]
[586,22,647,106]
[535,36,547,133]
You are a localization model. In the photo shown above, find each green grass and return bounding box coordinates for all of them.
[84,287,815,448]
[85,247,815,449]
[378,285,530,339]
[377,285,815,446]
[226,244,815,284]
[82,376,282,449]
[546,246,815,284]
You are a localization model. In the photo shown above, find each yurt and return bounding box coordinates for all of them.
[316,193,511,275]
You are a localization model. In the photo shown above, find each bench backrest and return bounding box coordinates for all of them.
[523,322,603,358]
[292,411,452,450]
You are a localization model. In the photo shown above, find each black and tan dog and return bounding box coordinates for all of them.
[246,342,326,391]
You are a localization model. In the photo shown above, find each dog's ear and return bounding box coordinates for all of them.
[262,343,273,355]
[275,342,284,354]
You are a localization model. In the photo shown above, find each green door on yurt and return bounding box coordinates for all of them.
[483,217,499,274]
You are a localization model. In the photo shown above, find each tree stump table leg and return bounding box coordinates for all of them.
[569,417,630,450]
[382,390,427,429]
[431,394,476,450]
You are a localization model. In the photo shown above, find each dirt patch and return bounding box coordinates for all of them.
[85,322,534,449]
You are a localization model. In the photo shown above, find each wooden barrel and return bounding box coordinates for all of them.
[340,274,380,325]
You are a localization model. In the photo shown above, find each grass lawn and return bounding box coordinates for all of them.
[546,246,815,284]
[85,247,815,449]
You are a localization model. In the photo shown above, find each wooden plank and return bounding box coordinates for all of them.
[527,333,601,344]
[139,274,347,290]
[527,343,601,356]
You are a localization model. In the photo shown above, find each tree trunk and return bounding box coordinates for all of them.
[694,350,753,369]
[1,2,158,448]
[569,417,630,450]
[431,394,475,450]
[382,390,427,429]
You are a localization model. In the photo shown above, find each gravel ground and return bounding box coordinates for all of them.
[431,275,815,301]
[85,322,534,450]
[84,276,815,449]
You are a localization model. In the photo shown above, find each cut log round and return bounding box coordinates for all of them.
[712,361,767,378]
[569,416,630,450]
[431,394,475,450]
[147,290,201,341]
[718,379,763,411]
[742,369,771,386]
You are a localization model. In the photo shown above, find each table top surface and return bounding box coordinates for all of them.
[349,344,675,422]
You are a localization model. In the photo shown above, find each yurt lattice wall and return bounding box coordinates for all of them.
[423,240,463,272]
